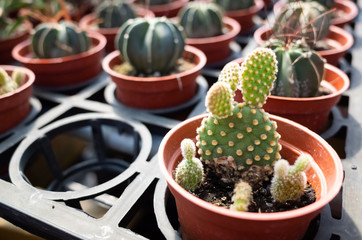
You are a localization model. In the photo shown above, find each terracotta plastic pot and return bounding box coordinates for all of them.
[0,65,35,134]
[11,31,106,88]
[142,0,189,17]
[159,113,343,240]
[79,7,154,52]
[253,25,354,66]
[232,62,349,133]
[102,45,206,109]
[0,21,32,64]
[223,0,264,35]
[185,17,241,64]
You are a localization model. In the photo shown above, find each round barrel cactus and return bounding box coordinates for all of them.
[288,0,335,9]
[115,17,186,75]
[215,0,255,11]
[273,1,331,45]
[267,39,325,98]
[31,20,91,59]
[178,1,224,38]
[95,0,137,28]
[138,0,173,6]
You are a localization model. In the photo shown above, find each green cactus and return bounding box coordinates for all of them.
[175,139,204,191]
[270,154,312,202]
[230,180,252,211]
[266,39,325,98]
[115,17,186,75]
[31,20,91,59]
[288,0,335,9]
[273,1,331,45]
[178,1,224,38]
[95,0,137,29]
[197,48,281,173]
[0,67,26,95]
[214,0,255,11]
[138,0,173,6]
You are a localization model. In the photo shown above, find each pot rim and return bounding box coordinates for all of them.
[223,0,264,16]
[102,45,207,82]
[11,31,106,65]
[147,0,189,12]
[0,65,35,99]
[159,113,343,221]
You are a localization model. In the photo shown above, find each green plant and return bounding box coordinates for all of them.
[178,1,224,38]
[114,17,186,75]
[266,38,325,98]
[95,0,136,28]
[0,67,26,94]
[138,0,173,6]
[230,180,252,211]
[214,0,255,11]
[31,20,91,59]
[288,0,335,9]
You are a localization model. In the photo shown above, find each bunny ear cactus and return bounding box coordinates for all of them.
[215,0,255,11]
[31,20,91,59]
[178,1,224,38]
[95,0,137,29]
[115,17,186,75]
[266,39,325,98]
[197,48,282,180]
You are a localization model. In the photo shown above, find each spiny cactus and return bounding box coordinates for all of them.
[230,180,252,211]
[215,0,255,11]
[175,139,204,191]
[288,0,335,9]
[115,17,186,75]
[178,1,224,38]
[273,1,331,45]
[31,20,91,59]
[266,39,325,98]
[270,154,312,202]
[196,48,281,173]
[95,0,136,29]
[0,67,26,95]
[138,0,173,6]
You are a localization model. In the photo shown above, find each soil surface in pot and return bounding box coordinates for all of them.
[190,163,316,213]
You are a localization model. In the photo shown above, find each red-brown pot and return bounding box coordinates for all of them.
[185,17,241,64]
[0,21,32,64]
[223,0,264,35]
[253,25,354,66]
[11,31,106,88]
[159,113,343,240]
[79,7,155,52]
[102,45,206,109]
[0,65,35,134]
[141,0,189,17]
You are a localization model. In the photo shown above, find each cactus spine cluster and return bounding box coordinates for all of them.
[175,139,204,191]
[178,1,224,38]
[31,20,91,59]
[0,67,26,95]
[270,154,312,202]
[215,0,255,11]
[95,0,136,29]
[266,39,325,98]
[115,17,186,75]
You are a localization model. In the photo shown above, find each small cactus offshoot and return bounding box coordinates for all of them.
[230,180,252,212]
[175,139,204,192]
[270,154,312,202]
[0,67,26,95]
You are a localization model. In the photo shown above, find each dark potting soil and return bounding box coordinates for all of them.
[192,165,316,213]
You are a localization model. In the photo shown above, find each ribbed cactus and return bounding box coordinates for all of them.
[196,48,281,172]
[215,0,255,11]
[288,0,335,9]
[273,1,331,45]
[175,139,204,191]
[0,67,26,95]
[31,20,91,59]
[139,0,172,6]
[95,0,136,28]
[270,154,312,202]
[266,39,325,98]
[230,180,252,211]
[178,1,224,38]
[115,17,186,75]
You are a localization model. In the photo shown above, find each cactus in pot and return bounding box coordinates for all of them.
[288,0,335,9]
[214,0,255,11]
[174,47,314,211]
[138,0,173,6]
[114,16,186,76]
[0,67,26,95]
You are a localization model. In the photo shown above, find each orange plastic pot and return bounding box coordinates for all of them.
[11,31,106,88]
[0,65,35,134]
[142,0,189,17]
[253,25,353,66]
[79,7,154,52]
[185,17,241,64]
[159,114,343,240]
[102,45,206,109]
